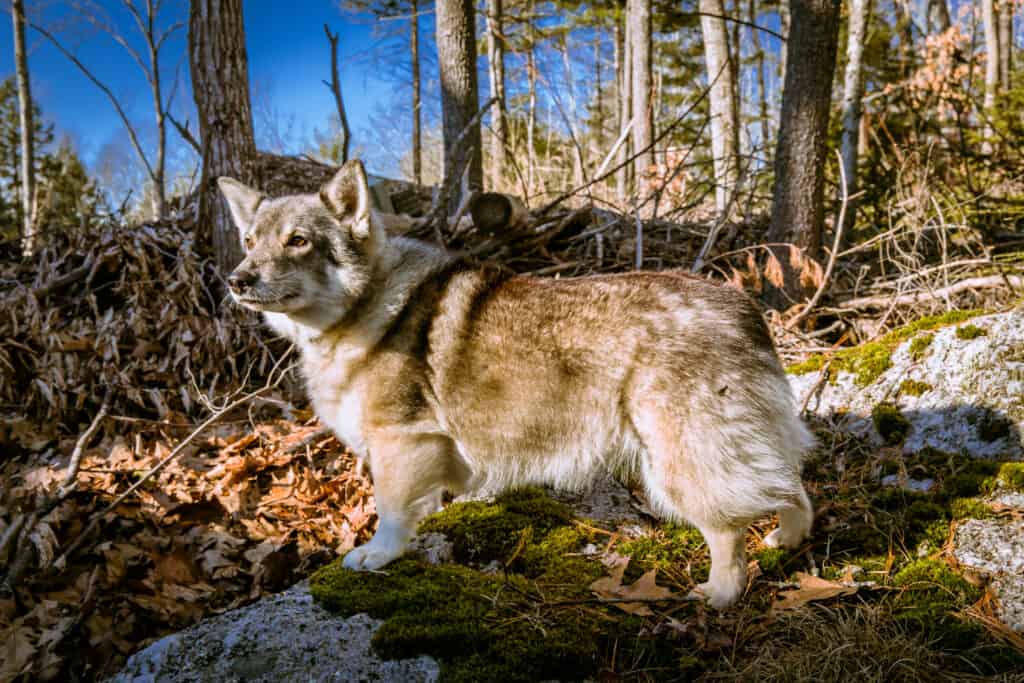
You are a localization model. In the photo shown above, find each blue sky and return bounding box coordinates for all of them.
[0,0,405,177]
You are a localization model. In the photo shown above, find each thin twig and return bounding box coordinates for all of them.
[52,348,296,570]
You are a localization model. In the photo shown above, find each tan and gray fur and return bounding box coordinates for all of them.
[218,160,815,608]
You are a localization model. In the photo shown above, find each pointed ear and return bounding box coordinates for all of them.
[320,160,372,240]
[217,177,264,234]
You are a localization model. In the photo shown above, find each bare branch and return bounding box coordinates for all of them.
[323,24,351,164]
[167,112,201,153]
[28,20,157,182]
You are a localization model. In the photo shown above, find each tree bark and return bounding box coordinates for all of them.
[12,0,35,256]
[629,0,653,198]
[411,0,422,185]
[838,0,872,241]
[998,1,1012,91]
[927,0,951,33]
[981,0,1000,152]
[699,0,739,216]
[527,0,538,196]
[765,0,841,309]
[436,0,482,211]
[486,0,506,191]
[189,0,258,275]
[615,8,632,202]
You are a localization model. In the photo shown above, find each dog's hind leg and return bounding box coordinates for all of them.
[764,486,813,549]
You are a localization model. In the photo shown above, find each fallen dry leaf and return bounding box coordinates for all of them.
[590,557,678,616]
[773,572,857,611]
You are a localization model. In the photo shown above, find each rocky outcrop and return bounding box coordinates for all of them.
[790,309,1024,632]
[107,582,440,683]
[789,309,1023,458]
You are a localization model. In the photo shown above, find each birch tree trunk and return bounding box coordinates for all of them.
[629,0,653,199]
[615,9,632,202]
[765,0,841,309]
[189,0,258,275]
[927,0,951,33]
[411,0,422,185]
[12,0,36,256]
[838,0,872,239]
[436,0,482,210]
[699,0,739,216]
[486,0,506,191]
[981,0,1000,152]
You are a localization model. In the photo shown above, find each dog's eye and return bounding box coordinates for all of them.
[244,235,254,250]
[287,234,309,249]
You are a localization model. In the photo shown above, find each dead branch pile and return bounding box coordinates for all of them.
[0,215,292,445]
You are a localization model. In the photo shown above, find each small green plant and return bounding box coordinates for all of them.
[872,403,911,444]
[898,379,933,397]
[908,334,934,361]
[955,324,987,341]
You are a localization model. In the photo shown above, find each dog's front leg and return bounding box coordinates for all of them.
[342,433,454,571]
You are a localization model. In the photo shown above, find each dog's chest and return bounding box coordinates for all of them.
[301,348,367,458]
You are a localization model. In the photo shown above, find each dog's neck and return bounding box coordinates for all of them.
[263,236,451,369]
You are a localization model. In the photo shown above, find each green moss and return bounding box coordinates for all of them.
[992,462,1024,491]
[312,490,692,681]
[417,487,574,574]
[753,547,789,576]
[955,324,988,340]
[949,498,995,520]
[794,310,984,385]
[786,354,826,376]
[908,334,934,361]
[976,412,1014,443]
[898,379,933,397]
[617,523,707,578]
[872,402,911,444]
[891,559,984,650]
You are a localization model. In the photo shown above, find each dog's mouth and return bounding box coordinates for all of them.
[232,291,301,310]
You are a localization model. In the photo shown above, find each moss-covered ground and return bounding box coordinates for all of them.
[311,436,1024,681]
[787,309,985,385]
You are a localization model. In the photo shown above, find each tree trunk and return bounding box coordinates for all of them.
[12,0,36,256]
[411,0,422,185]
[615,9,632,202]
[436,0,482,211]
[699,0,739,216]
[189,0,258,275]
[749,0,770,154]
[147,32,167,221]
[765,0,841,309]
[778,0,790,83]
[927,0,951,33]
[998,1,1012,91]
[981,0,1000,152]
[838,0,872,241]
[527,15,537,196]
[629,0,653,198]
[486,0,506,191]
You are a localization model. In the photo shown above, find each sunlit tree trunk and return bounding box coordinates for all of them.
[410,0,422,185]
[629,0,653,198]
[838,0,872,240]
[12,0,36,256]
[699,0,739,216]
[615,8,632,202]
[749,0,770,154]
[190,0,258,274]
[436,0,483,208]
[486,0,506,190]
[981,0,1000,152]
[766,0,841,309]
[998,1,1012,91]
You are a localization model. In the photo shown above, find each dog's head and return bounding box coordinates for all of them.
[218,160,383,320]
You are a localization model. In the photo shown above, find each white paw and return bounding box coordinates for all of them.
[764,527,802,549]
[342,541,403,571]
[687,580,744,609]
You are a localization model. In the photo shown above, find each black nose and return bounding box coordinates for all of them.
[228,270,257,295]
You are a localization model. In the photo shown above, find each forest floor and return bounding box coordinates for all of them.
[2,198,1023,680]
